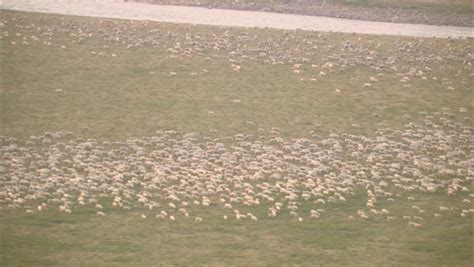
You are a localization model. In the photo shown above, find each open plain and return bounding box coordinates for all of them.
[0,7,473,267]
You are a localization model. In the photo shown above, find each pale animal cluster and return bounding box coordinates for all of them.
[1,12,472,229]
[1,109,472,228]
[2,13,472,95]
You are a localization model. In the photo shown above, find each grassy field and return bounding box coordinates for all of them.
[1,10,473,266]
[1,11,472,141]
[3,191,472,266]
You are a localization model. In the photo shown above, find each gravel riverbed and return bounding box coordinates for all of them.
[2,0,473,38]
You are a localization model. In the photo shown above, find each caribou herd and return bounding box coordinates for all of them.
[1,109,473,228]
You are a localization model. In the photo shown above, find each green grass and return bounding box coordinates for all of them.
[1,10,473,266]
[2,190,472,266]
[1,11,472,141]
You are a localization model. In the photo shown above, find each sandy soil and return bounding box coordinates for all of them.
[1,0,473,38]
[133,0,473,27]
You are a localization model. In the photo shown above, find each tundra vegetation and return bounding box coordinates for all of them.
[1,10,473,266]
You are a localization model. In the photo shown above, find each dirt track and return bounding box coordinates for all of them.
[132,0,473,27]
[1,0,473,38]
